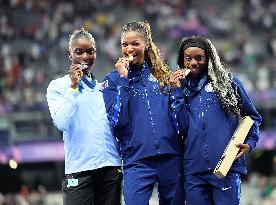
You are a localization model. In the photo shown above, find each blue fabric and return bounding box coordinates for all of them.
[123,155,185,205]
[81,75,96,90]
[174,75,262,175]
[102,62,183,165]
[184,172,241,205]
[46,75,122,174]
[169,94,181,135]
[170,87,189,137]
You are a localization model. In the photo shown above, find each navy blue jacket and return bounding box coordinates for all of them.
[103,62,184,165]
[173,75,262,175]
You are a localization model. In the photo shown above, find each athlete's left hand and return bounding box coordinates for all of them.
[235,143,250,159]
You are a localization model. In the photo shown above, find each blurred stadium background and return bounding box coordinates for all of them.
[0,0,276,204]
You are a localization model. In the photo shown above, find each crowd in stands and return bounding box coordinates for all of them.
[1,1,276,204]
[0,0,276,113]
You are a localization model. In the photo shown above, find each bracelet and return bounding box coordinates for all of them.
[70,87,79,94]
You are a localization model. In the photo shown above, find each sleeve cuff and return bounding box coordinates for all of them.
[121,77,129,88]
[171,87,183,98]
[245,139,256,152]
[70,87,80,94]
[65,88,80,100]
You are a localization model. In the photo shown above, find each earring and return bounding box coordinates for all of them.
[68,50,72,60]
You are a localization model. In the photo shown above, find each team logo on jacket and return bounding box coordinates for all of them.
[148,73,158,82]
[205,82,214,92]
[101,80,108,89]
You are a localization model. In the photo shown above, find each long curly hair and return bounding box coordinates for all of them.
[122,21,171,89]
[177,36,241,118]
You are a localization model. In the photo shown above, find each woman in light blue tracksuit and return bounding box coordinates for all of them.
[47,28,122,205]
[170,36,262,205]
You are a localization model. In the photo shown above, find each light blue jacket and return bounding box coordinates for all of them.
[46,74,121,174]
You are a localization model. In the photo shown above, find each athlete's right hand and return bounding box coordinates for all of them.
[115,57,129,78]
[169,70,185,88]
[69,64,83,88]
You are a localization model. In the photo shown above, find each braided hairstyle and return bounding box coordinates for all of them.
[122,21,171,89]
[69,28,96,50]
[177,36,241,118]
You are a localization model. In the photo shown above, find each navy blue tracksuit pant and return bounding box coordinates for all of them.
[123,154,185,205]
[184,171,241,205]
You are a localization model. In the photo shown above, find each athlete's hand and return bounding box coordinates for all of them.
[69,64,83,88]
[235,143,250,159]
[115,57,130,78]
[169,70,185,88]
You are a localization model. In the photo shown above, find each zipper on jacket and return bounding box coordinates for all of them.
[199,94,211,170]
[141,70,160,154]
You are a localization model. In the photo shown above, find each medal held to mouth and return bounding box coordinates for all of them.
[183,66,190,76]
[80,62,88,70]
[128,54,134,61]
[177,66,190,76]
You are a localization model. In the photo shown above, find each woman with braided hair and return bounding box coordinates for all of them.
[170,36,262,205]
[103,21,186,205]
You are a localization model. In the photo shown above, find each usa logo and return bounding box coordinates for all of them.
[101,80,108,89]
[148,73,158,82]
[205,82,214,92]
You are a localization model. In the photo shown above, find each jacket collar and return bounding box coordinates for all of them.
[182,73,208,98]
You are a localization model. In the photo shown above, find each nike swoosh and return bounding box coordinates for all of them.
[222,187,232,191]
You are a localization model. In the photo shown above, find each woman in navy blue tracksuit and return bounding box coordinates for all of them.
[102,21,186,205]
[170,36,262,205]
